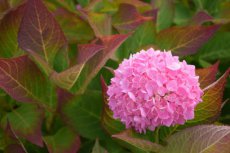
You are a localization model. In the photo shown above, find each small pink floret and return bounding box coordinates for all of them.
[107,48,203,133]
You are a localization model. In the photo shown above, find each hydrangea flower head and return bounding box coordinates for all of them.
[107,48,203,133]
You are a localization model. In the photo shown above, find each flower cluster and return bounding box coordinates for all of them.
[107,48,203,133]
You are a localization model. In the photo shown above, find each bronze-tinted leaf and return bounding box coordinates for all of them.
[18,0,68,68]
[100,76,125,135]
[51,44,104,90]
[0,4,25,58]
[113,130,162,153]
[72,34,129,94]
[0,55,56,110]
[196,61,219,89]
[113,3,153,33]
[156,25,219,56]
[189,68,230,124]
[160,125,230,153]
[189,11,213,25]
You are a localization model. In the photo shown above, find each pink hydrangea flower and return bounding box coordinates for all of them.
[107,48,203,133]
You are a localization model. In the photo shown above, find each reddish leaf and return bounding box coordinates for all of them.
[113,130,162,153]
[115,0,150,10]
[3,121,28,153]
[113,3,153,33]
[0,55,56,110]
[100,76,125,135]
[0,0,9,19]
[72,34,129,94]
[44,127,81,153]
[18,0,68,68]
[142,9,158,20]
[77,44,104,64]
[2,104,44,147]
[51,44,104,90]
[0,4,25,58]
[160,125,230,153]
[156,25,219,55]
[190,11,213,25]
[189,68,230,124]
[196,61,219,89]
[5,144,27,153]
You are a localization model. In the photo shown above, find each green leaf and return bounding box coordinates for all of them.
[156,25,219,56]
[71,34,129,94]
[196,32,230,63]
[0,55,56,110]
[1,104,44,146]
[92,139,107,153]
[116,21,156,61]
[155,0,175,31]
[0,4,25,58]
[195,61,219,89]
[188,68,230,125]
[18,0,69,71]
[100,76,125,135]
[80,10,112,38]
[2,121,28,152]
[51,44,104,90]
[115,0,151,12]
[113,130,163,153]
[60,90,107,139]
[44,127,81,153]
[77,0,90,7]
[46,0,76,13]
[54,8,94,44]
[101,137,129,153]
[173,2,192,26]
[160,125,230,153]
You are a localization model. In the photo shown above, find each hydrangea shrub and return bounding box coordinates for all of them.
[0,0,229,152]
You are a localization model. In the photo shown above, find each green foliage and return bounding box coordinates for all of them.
[0,0,229,152]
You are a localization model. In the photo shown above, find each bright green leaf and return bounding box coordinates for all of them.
[155,0,175,31]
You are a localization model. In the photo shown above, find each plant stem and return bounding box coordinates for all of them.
[154,127,160,144]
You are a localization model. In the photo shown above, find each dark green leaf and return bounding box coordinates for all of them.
[44,127,81,153]
[1,104,44,146]
[60,90,107,139]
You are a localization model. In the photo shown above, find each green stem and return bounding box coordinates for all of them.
[154,127,160,144]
